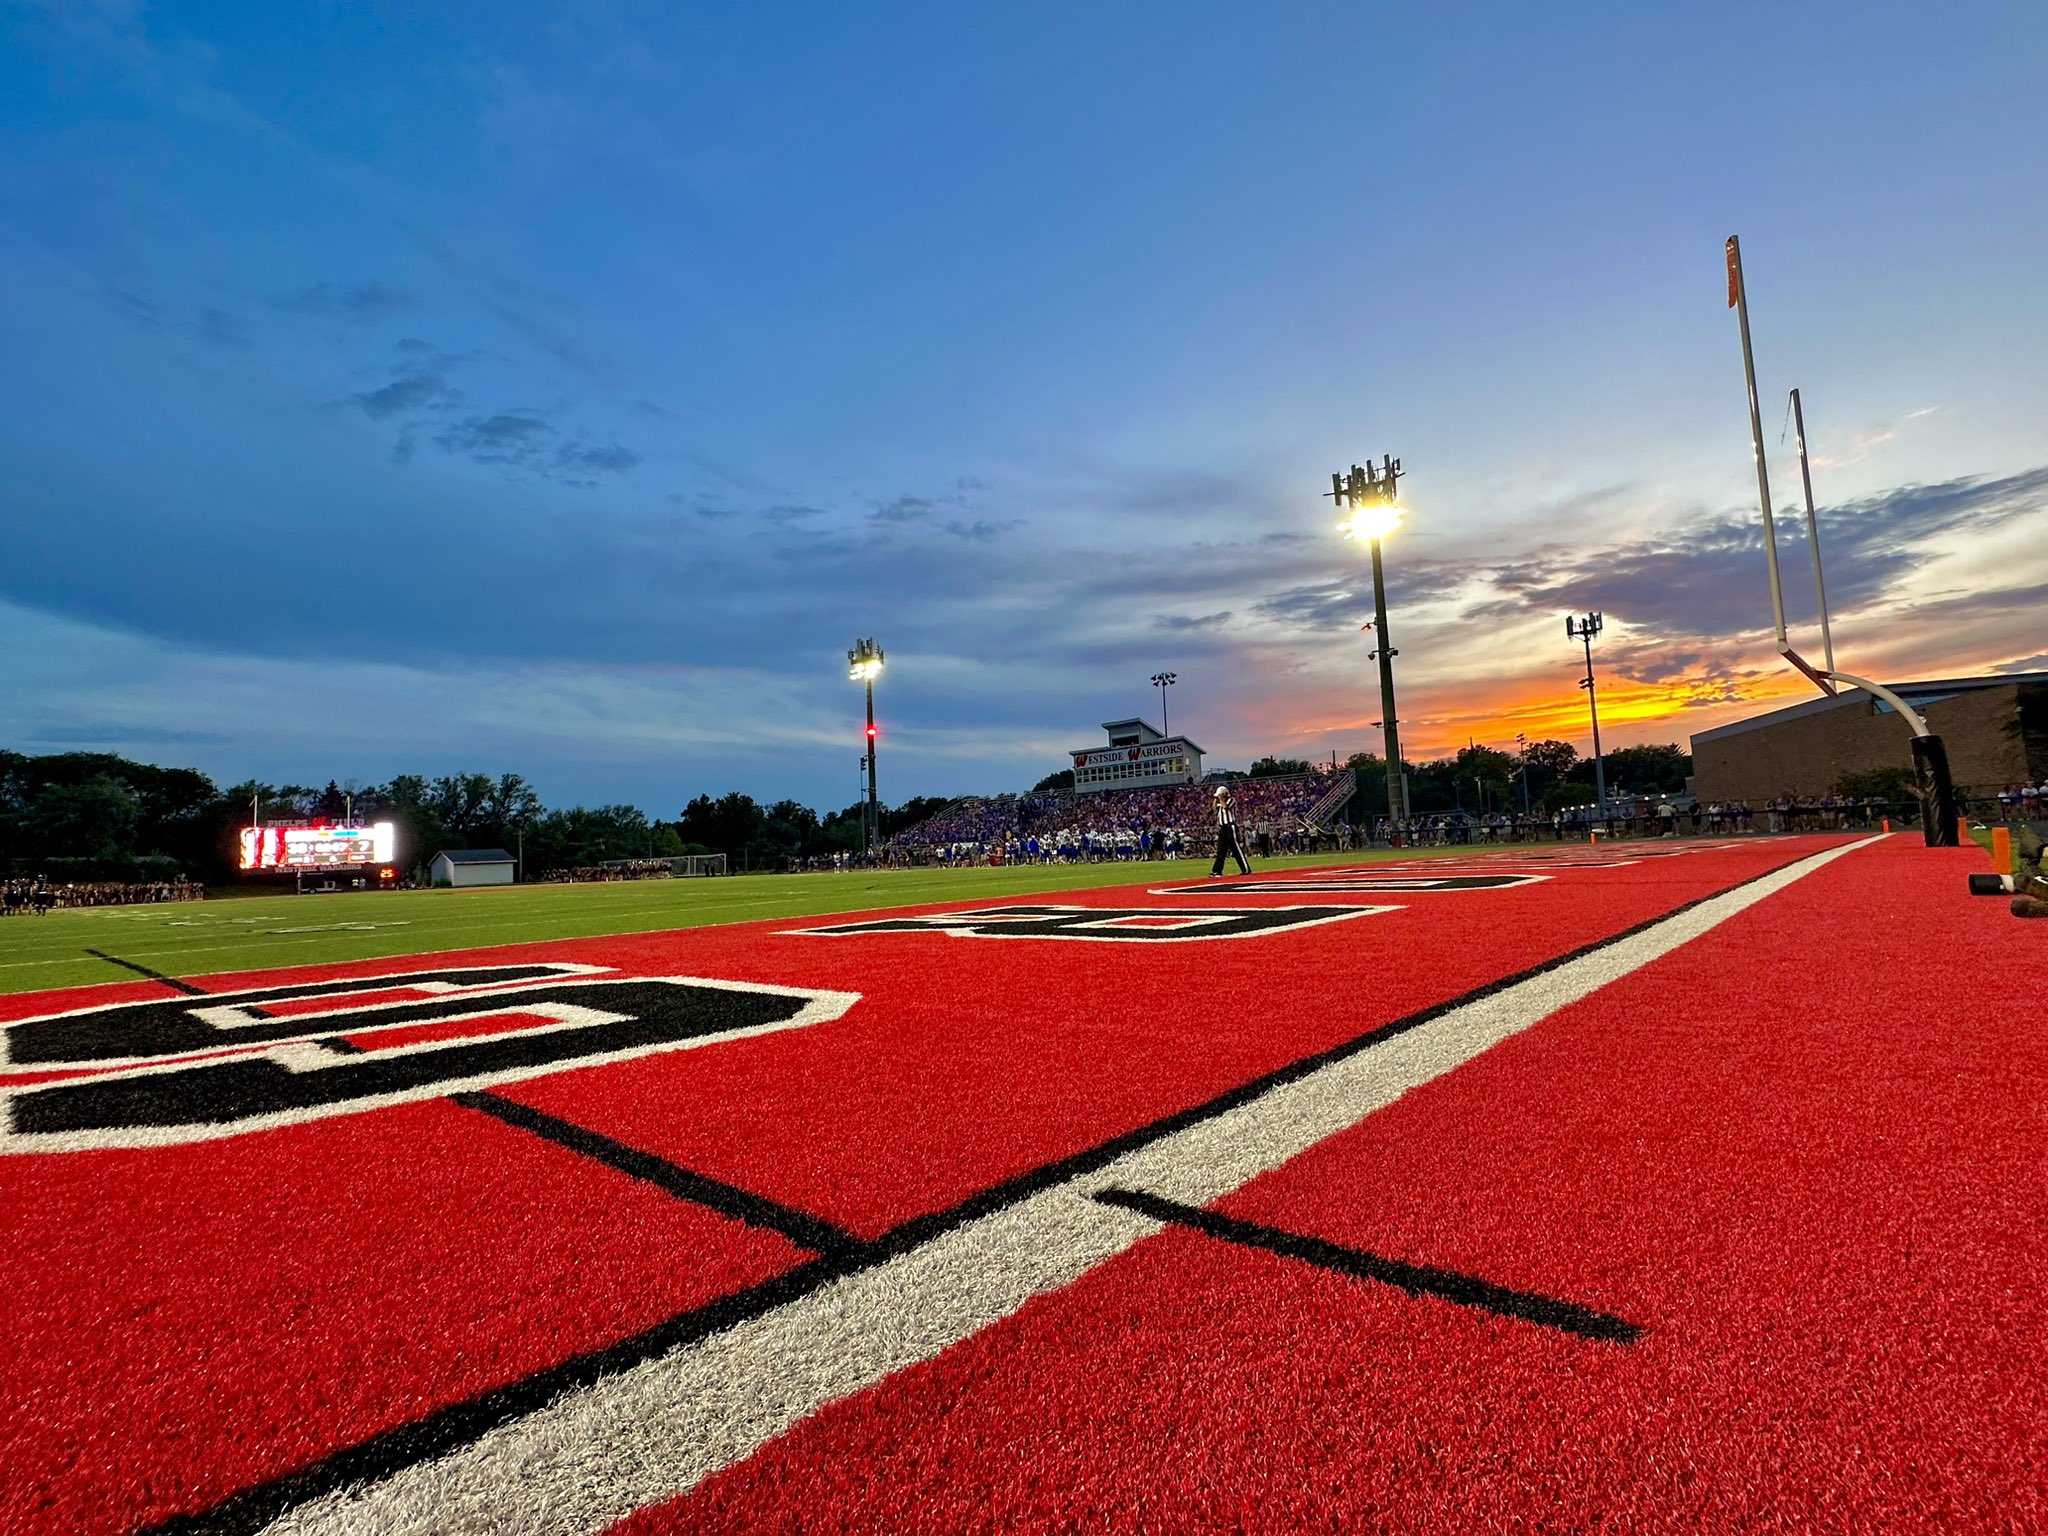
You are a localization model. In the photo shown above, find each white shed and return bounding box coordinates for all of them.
[430,848,516,888]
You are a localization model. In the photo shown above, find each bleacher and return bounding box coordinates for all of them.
[889,772,1348,857]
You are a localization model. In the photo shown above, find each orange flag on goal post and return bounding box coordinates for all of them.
[1726,236,1742,308]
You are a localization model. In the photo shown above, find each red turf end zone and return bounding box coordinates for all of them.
[0,1101,808,1536]
[492,839,1826,1239]
[0,836,1909,1533]
[616,837,2045,1536]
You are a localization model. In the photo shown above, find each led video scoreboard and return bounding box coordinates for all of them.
[238,822,396,872]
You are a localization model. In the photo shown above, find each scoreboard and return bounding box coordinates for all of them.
[239,822,396,873]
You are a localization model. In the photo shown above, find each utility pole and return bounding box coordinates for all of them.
[1567,612,1608,814]
[1328,455,1408,823]
[1515,732,1531,813]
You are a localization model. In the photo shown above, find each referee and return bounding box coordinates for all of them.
[1209,784,1252,877]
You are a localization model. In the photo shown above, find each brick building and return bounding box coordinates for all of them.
[1690,671,2047,802]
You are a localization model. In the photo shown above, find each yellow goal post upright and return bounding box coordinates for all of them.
[1725,235,1959,847]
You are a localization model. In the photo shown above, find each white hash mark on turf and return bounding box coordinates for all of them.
[262,836,1882,1536]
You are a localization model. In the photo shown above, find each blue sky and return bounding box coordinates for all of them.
[3,0,2044,813]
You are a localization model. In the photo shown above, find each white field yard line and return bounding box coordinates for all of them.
[266,834,1879,1536]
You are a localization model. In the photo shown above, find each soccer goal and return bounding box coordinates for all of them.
[669,854,729,877]
[1726,235,1959,846]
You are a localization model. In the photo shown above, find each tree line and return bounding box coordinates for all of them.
[0,740,1696,885]
[1334,740,1693,819]
[0,750,955,882]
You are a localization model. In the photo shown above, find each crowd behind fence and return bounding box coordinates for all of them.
[1376,789,2041,845]
[1,878,204,915]
[542,855,726,883]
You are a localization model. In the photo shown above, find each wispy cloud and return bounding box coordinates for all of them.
[280,280,414,322]
[557,442,640,474]
[426,411,639,484]
[942,518,1021,542]
[871,495,934,525]
[352,372,458,420]
[1803,402,1944,471]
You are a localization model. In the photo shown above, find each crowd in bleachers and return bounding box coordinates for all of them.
[1,877,204,915]
[887,775,1342,866]
[880,774,2046,869]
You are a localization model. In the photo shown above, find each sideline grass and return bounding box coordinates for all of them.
[0,847,1490,996]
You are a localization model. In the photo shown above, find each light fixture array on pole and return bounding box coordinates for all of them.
[1150,671,1177,737]
[1566,612,1607,815]
[1328,455,1408,824]
[847,638,885,856]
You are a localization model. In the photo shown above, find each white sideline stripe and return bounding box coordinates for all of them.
[265,835,1879,1536]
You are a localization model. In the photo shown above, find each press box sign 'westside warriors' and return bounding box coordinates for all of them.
[1072,744,1189,768]
[1069,739,1202,792]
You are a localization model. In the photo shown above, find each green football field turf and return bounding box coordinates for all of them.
[0,847,1485,996]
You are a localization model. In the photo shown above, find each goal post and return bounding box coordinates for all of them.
[1725,235,1960,846]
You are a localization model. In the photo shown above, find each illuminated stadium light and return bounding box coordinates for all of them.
[1338,500,1404,543]
[847,638,885,682]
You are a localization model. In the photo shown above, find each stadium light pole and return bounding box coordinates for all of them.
[855,756,869,854]
[1329,456,1408,823]
[848,638,885,856]
[1150,671,1177,737]
[1567,612,1608,814]
[1370,720,1407,826]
